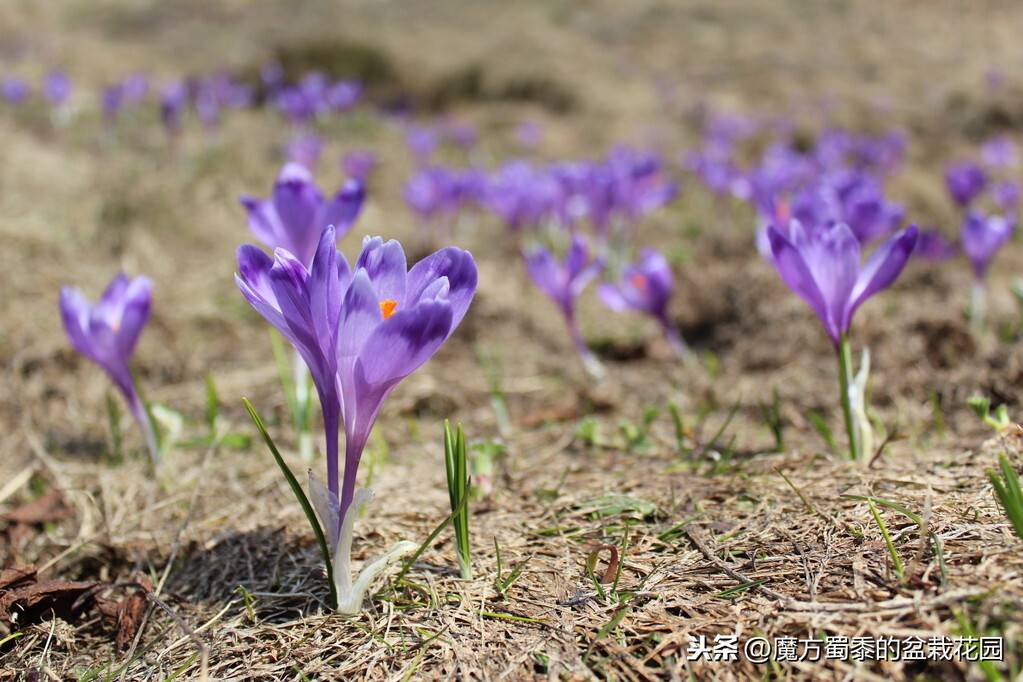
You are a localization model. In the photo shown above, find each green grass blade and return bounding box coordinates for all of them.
[867,500,904,579]
[268,329,300,427]
[205,374,219,433]
[842,495,923,526]
[243,398,337,609]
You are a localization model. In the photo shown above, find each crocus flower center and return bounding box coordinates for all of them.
[379,299,398,319]
[776,199,791,222]
[630,273,649,290]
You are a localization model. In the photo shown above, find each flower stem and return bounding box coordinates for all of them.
[660,319,694,364]
[970,280,987,331]
[566,310,603,379]
[837,334,862,462]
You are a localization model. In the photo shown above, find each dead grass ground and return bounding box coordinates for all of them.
[2,0,1023,680]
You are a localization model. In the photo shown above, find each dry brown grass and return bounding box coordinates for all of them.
[2,0,1023,679]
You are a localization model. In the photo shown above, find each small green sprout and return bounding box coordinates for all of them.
[987,453,1023,541]
[444,421,472,579]
[968,396,1013,432]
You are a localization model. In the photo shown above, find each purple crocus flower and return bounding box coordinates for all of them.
[993,180,1020,211]
[447,121,478,149]
[241,163,365,267]
[341,150,378,181]
[982,136,1017,169]
[768,220,918,461]
[284,133,325,171]
[325,80,361,112]
[406,125,439,162]
[598,248,690,358]
[42,70,72,106]
[60,274,159,463]
[767,220,919,346]
[2,77,29,105]
[275,87,317,125]
[194,83,220,130]
[961,212,1015,280]
[945,162,988,207]
[120,73,149,105]
[238,231,477,613]
[330,237,478,525]
[159,81,189,136]
[101,84,124,123]
[237,226,348,501]
[261,61,285,94]
[524,235,604,376]
[914,229,958,262]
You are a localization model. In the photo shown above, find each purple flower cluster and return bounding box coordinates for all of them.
[403,147,679,237]
[272,72,362,126]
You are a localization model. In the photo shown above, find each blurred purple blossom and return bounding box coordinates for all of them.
[159,81,189,135]
[406,125,439,162]
[120,73,149,105]
[447,121,478,149]
[60,274,158,463]
[241,163,365,267]
[993,180,1020,211]
[524,235,604,376]
[101,84,124,122]
[2,77,28,104]
[285,133,325,171]
[342,150,378,181]
[42,70,72,106]
[325,80,361,112]
[981,136,1017,169]
[598,248,689,357]
[945,162,988,207]
[961,212,1014,280]
[913,229,958,262]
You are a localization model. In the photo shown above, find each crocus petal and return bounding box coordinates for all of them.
[337,270,382,363]
[355,300,453,391]
[799,223,860,339]
[847,225,918,326]
[94,273,130,326]
[597,283,629,311]
[564,235,590,280]
[268,251,322,368]
[59,288,95,358]
[524,248,565,306]
[237,245,277,304]
[405,247,478,328]
[355,237,407,303]
[345,301,453,447]
[337,270,384,424]
[318,179,365,240]
[240,197,283,249]
[308,227,341,354]
[417,276,450,302]
[273,163,323,263]
[768,224,836,342]
[114,277,153,359]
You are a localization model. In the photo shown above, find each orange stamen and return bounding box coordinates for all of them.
[630,273,648,290]
[379,299,398,319]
